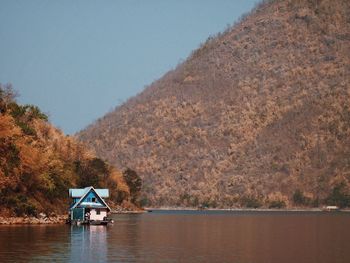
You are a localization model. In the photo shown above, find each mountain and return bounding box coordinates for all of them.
[78,0,350,208]
[0,84,138,217]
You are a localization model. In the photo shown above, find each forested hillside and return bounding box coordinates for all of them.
[78,0,350,208]
[0,84,138,217]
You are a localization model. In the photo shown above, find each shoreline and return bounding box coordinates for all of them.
[111,210,146,214]
[0,215,66,225]
[2,207,349,224]
[144,207,350,212]
[0,209,146,225]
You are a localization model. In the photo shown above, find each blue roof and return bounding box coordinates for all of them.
[69,187,109,198]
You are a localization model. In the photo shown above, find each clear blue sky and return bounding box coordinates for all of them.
[0,0,258,134]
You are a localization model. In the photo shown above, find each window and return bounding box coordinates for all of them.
[96,210,101,215]
[92,197,96,202]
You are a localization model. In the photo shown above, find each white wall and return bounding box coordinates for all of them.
[90,209,107,221]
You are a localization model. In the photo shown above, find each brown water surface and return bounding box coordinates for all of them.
[0,210,349,262]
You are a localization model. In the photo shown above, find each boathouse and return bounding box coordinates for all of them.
[69,186,111,223]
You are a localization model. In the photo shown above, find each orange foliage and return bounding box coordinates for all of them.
[0,91,134,215]
[78,0,350,208]
[0,115,21,138]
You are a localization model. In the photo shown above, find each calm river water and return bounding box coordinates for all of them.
[0,210,349,262]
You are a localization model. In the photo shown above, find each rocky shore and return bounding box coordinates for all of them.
[111,210,146,214]
[0,213,66,225]
[111,205,145,214]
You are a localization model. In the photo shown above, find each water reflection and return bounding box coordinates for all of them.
[0,211,349,263]
[105,211,350,263]
[70,225,107,263]
[0,225,70,261]
[107,214,142,262]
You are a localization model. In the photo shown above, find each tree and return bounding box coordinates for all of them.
[269,200,286,209]
[0,83,17,113]
[240,195,262,208]
[123,168,142,205]
[326,182,350,208]
[27,105,48,121]
[293,189,309,206]
[75,158,108,188]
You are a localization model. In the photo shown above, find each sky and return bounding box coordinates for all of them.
[0,0,258,135]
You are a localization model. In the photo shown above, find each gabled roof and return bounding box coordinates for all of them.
[69,188,109,198]
[70,186,111,211]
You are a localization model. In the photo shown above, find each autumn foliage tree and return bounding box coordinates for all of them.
[0,84,137,216]
[123,168,142,205]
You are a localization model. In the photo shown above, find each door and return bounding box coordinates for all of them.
[72,208,85,220]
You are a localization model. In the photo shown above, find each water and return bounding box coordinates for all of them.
[0,210,349,263]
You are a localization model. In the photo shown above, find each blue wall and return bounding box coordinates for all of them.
[81,191,104,205]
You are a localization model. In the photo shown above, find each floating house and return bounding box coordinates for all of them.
[323,205,340,211]
[68,186,112,225]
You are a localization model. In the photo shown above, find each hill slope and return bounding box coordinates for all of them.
[0,85,137,217]
[78,0,350,208]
